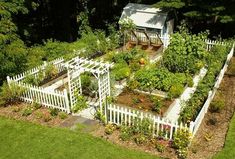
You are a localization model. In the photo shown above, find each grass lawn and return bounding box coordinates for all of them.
[213,113,235,159]
[0,117,159,159]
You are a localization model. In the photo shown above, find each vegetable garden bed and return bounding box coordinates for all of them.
[115,89,173,116]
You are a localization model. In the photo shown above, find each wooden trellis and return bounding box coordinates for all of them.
[65,57,112,114]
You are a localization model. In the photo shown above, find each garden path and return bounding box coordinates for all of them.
[164,68,207,122]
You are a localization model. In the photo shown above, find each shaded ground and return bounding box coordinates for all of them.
[188,57,235,159]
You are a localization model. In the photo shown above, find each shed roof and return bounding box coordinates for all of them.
[119,3,168,30]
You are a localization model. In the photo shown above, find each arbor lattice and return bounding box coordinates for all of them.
[65,57,112,114]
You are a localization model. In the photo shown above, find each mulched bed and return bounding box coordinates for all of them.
[0,103,71,127]
[92,125,178,159]
[115,89,173,116]
[188,74,235,159]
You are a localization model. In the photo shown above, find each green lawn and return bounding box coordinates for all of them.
[213,113,235,159]
[0,117,159,159]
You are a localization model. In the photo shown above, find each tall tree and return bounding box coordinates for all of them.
[0,0,28,84]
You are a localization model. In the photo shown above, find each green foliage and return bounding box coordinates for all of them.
[94,110,106,124]
[179,45,230,123]
[45,64,59,79]
[104,124,116,135]
[32,102,42,110]
[168,84,184,98]
[134,68,188,93]
[111,63,130,81]
[134,134,147,145]
[0,82,26,106]
[58,112,68,119]
[22,107,33,116]
[150,97,163,113]
[72,95,87,113]
[155,142,166,152]
[163,30,207,74]
[210,98,225,113]
[120,125,133,141]
[50,108,59,116]
[173,128,191,159]
[81,74,91,89]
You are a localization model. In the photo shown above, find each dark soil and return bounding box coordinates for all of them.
[115,89,173,116]
[188,68,235,158]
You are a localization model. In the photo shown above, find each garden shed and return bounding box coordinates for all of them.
[119,3,174,47]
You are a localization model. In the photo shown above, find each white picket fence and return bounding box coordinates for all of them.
[7,80,70,113]
[190,44,234,137]
[7,57,70,113]
[205,39,227,51]
[107,104,190,140]
[10,58,65,82]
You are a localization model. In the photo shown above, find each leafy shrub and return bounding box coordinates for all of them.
[168,84,184,98]
[58,112,68,119]
[151,97,163,113]
[162,31,207,74]
[50,108,59,116]
[22,107,33,116]
[105,124,116,135]
[120,125,132,141]
[94,110,106,123]
[173,128,191,159]
[155,142,166,152]
[0,82,26,106]
[209,99,225,113]
[45,64,58,79]
[111,63,130,81]
[32,102,42,110]
[72,95,87,113]
[134,68,188,93]
[134,134,147,145]
[179,44,230,123]
[35,111,43,119]
[81,74,91,89]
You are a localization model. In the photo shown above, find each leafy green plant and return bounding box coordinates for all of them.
[134,134,147,145]
[22,107,33,116]
[168,84,184,98]
[151,97,163,113]
[50,108,59,116]
[155,142,166,152]
[35,111,43,119]
[0,82,26,106]
[120,125,133,141]
[32,101,42,110]
[162,30,207,74]
[210,99,225,113]
[94,110,106,124]
[58,112,68,119]
[72,95,87,113]
[173,128,191,159]
[111,63,130,81]
[45,64,58,79]
[105,124,116,135]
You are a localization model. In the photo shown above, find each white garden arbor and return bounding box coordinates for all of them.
[64,57,112,115]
